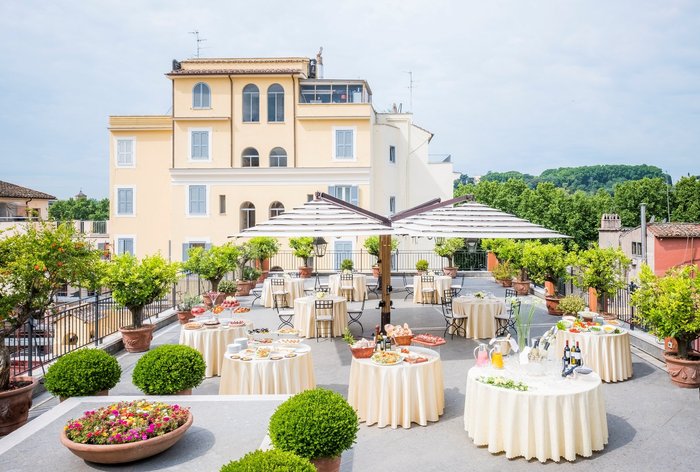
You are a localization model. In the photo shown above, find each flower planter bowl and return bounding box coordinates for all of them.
[664,353,700,389]
[311,456,342,472]
[60,411,193,464]
[119,324,155,353]
[0,376,38,436]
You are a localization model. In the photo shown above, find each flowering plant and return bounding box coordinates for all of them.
[478,376,529,391]
[64,400,190,445]
[474,291,485,299]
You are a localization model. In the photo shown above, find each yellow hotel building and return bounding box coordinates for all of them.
[108,55,454,260]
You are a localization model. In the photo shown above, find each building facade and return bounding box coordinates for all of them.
[109,55,454,261]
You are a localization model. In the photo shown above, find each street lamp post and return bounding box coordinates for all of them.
[312,237,327,290]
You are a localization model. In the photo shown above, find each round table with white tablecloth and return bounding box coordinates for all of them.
[260,276,307,308]
[328,273,367,301]
[293,295,348,338]
[412,275,452,303]
[451,297,505,339]
[347,346,444,429]
[179,319,253,377]
[555,329,633,382]
[464,365,608,462]
[218,343,316,395]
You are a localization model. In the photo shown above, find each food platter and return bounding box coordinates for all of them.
[183,322,202,330]
[277,338,302,345]
[274,328,300,336]
[370,351,402,366]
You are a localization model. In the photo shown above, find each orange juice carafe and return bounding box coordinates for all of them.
[489,344,504,369]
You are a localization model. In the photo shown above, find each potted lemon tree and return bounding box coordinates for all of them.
[434,237,465,278]
[571,245,630,314]
[289,237,314,278]
[522,241,569,315]
[182,243,239,305]
[363,236,398,278]
[247,236,280,282]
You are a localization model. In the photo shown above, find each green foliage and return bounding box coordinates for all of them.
[217,280,238,294]
[492,260,516,280]
[247,237,280,264]
[557,295,586,315]
[340,259,354,271]
[48,197,110,221]
[343,327,356,345]
[571,245,631,299]
[289,237,314,266]
[182,243,239,291]
[220,449,316,472]
[132,344,206,394]
[481,171,537,186]
[538,164,668,193]
[612,177,672,227]
[415,259,429,271]
[44,349,121,398]
[434,238,465,267]
[102,253,180,327]
[482,239,527,280]
[670,176,700,222]
[632,265,700,359]
[453,173,475,189]
[177,294,201,311]
[269,388,358,460]
[241,266,262,282]
[521,242,568,293]
[362,236,398,262]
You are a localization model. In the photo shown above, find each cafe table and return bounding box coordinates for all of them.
[451,297,505,339]
[412,275,452,304]
[218,343,315,395]
[179,318,253,377]
[260,276,307,308]
[464,364,608,462]
[555,329,633,382]
[328,273,367,301]
[347,346,444,429]
[293,295,348,338]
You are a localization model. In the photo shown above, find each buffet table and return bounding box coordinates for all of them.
[293,295,348,338]
[464,365,608,462]
[451,297,504,339]
[555,330,633,382]
[328,273,367,301]
[261,277,307,308]
[218,343,315,395]
[412,275,452,304]
[179,319,253,377]
[347,346,445,429]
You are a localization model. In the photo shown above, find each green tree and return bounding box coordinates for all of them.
[49,198,109,221]
[671,176,700,222]
[571,245,631,310]
[289,237,314,267]
[434,238,465,268]
[181,243,239,291]
[612,177,672,227]
[521,242,568,296]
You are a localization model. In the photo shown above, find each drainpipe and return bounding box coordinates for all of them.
[229,74,234,167]
[640,203,647,265]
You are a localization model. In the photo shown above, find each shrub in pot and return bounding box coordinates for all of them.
[218,280,238,296]
[176,294,201,324]
[631,264,700,388]
[571,245,630,314]
[363,236,398,277]
[269,388,358,471]
[434,237,465,277]
[340,258,354,272]
[44,349,121,401]
[415,259,429,273]
[491,260,516,287]
[220,449,315,472]
[247,236,280,282]
[132,345,206,394]
[289,237,314,277]
[557,295,586,316]
[522,241,569,313]
[236,266,261,296]
[182,243,240,294]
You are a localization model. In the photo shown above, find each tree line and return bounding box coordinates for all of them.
[48,198,109,221]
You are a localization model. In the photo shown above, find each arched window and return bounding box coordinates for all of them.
[242,84,259,122]
[242,147,260,167]
[267,84,284,122]
[270,201,285,218]
[193,82,211,109]
[269,147,287,167]
[240,202,256,230]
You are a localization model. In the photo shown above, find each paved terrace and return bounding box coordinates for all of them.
[1,277,698,471]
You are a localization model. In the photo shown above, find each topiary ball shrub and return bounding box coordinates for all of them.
[132,344,206,394]
[220,449,316,472]
[268,388,358,460]
[44,348,121,399]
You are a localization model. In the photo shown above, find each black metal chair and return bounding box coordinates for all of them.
[347,296,366,336]
[504,288,517,300]
[270,277,289,307]
[273,293,294,330]
[402,273,415,300]
[495,299,520,336]
[442,289,465,339]
[250,285,263,306]
[314,298,335,341]
[451,272,465,296]
[366,277,379,299]
[339,273,354,301]
[420,275,436,304]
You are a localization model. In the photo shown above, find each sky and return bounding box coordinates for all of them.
[1,0,699,199]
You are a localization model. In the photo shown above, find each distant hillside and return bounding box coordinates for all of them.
[459,164,670,193]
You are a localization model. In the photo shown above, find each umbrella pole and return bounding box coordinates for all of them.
[379,234,392,331]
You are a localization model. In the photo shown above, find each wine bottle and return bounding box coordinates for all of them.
[374,325,381,351]
[564,340,571,366]
[573,341,582,366]
[385,335,392,352]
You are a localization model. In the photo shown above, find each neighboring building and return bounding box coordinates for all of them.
[0,180,55,232]
[599,213,700,279]
[108,54,454,260]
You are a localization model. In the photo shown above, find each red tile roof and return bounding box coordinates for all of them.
[0,181,55,200]
[648,223,700,238]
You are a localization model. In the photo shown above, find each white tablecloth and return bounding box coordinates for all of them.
[218,344,315,395]
[555,330,633,382]
[293,295,348,338]
[451,297,505,339]
[179,319,253,377]
[347,346,444,429]
[261,277,307,308]
[412,275,452,303]
[328,273,367,301]
[464,366,608,462]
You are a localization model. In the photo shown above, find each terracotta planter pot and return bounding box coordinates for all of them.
[298,266,313,278]
[257,270,269,284]
[545,296,564,316]
[310,456,341,472]
[177,310,195,325]
[664,337,679,354]
[60,411,193,464]
[372,265,380,278]
[59,389,109,403]
[0,376,38,436]
[235,280,255,297]
[442,267,458,278]
[496,277,512,287]
[512,280,531,296]
[176,388,192,395]
[664,353,700,388]
[119,324,155,353]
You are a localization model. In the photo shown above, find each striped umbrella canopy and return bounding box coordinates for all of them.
[392,201,570,239]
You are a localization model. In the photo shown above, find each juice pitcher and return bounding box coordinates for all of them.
[473,343,489,367]
[490,344,504,369]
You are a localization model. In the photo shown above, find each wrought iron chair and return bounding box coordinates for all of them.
[273,293,294,330]
[450,272,465,296]
[339,273,354,301]
[504,288,517,300]
[314,298,335,341]
[402,273,415,300]
[365,277,379,299]
[250,285,263,307]
[495,299,520,337]
[270,277,289,307]
[420,275,436,304]
[441,289,465,339]
[347,296,366,336]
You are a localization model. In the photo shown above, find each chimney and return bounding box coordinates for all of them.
[599,214,621,231]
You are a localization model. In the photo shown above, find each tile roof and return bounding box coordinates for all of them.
[648,223,700,238]
[0,181,55,200]
[168,68,301,76]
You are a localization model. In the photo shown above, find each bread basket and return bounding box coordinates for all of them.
[392,335,414,346]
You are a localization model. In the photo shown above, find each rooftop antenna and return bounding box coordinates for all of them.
[189,30,207,58]
[405,71,415,111]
